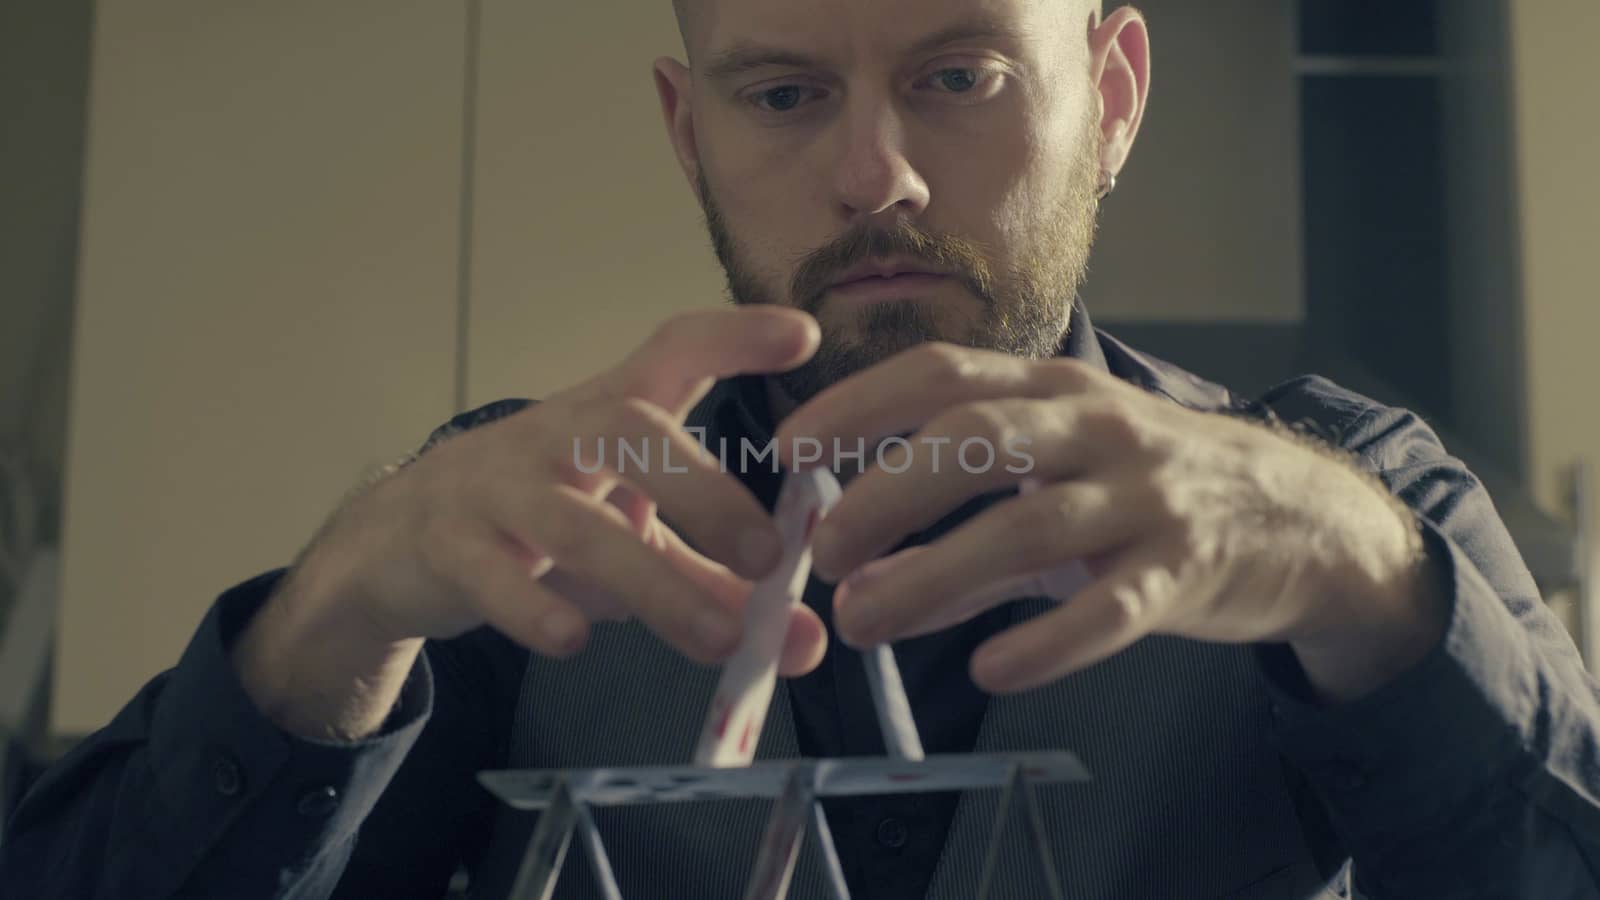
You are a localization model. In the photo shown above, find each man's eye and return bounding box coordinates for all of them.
[925,67,991,94]
[751,85,820,113]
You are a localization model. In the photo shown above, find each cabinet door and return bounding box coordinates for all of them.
[57,3,465,733]
[466,0,720,407]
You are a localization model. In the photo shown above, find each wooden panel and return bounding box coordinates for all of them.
[466,1,725,407]
[56,3,465,733]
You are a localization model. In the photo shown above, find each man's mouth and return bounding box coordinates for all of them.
[826,259,951,301]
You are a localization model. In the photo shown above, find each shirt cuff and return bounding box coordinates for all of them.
[141,569,433,889]
[1254,518,1532,851]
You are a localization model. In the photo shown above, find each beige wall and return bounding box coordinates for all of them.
[466,0,718,407]
[55,3,466,733]
[1510,4,1600,651]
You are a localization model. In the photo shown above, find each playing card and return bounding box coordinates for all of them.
[475,751,1091,809]
[743,767,814,900]
[811,752,1090,798]
[861,642,924,761]
[693,467,842,768]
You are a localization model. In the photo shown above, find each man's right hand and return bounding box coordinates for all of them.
[233,307,827,740]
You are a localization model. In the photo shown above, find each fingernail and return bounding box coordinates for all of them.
[697,609,740,654]
[740,529,781,574]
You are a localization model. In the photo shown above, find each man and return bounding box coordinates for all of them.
[4,1,1599,897]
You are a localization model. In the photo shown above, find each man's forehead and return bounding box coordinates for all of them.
[679,0,1091,62]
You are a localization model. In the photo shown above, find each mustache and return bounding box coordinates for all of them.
[788,220,997,312]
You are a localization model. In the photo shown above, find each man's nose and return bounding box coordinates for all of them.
[831,97,931,221]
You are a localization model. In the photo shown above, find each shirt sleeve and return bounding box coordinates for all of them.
[331,597,527,896]
[0,570,445,899]
[1253,390,1600,898]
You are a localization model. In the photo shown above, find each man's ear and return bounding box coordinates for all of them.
[1087,7,1151,178]
[653,57,702,199]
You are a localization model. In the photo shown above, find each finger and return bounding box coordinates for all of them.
[778,606,828,677]
[833,480,1136,646]
[603,307,821,415]
[449,529,594,658]
[653,518,829,676]
[571,397,782,578]
[541,567,633,622]
[501,484,744,664]
[546,519,829,675]
[653,517,757,614]
[774,344,1096,465]
[605,483,656,539]
[833,547,1090,641]
[811,397,1128,580]
[538,518,751,623]
[969,543,1176,693]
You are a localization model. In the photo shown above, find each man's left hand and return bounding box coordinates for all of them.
[775,344,1448,703]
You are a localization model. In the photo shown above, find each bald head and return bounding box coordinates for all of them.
[670,0,1105,60]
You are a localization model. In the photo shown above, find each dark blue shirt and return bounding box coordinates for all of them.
[6,301,1600,899]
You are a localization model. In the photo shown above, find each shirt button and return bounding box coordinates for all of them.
[296,785,341,818]
[875,817,909,849]
[212,757,243,797]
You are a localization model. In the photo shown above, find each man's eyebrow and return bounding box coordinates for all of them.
[904,18,1029,57]
[699,18,1028,82]
[701,45,822,81]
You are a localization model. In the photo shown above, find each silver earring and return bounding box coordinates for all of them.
[1097,170,1117,201]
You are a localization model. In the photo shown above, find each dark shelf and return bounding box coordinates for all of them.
[1301,74,1452,428]
[1299,0,1439,57]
